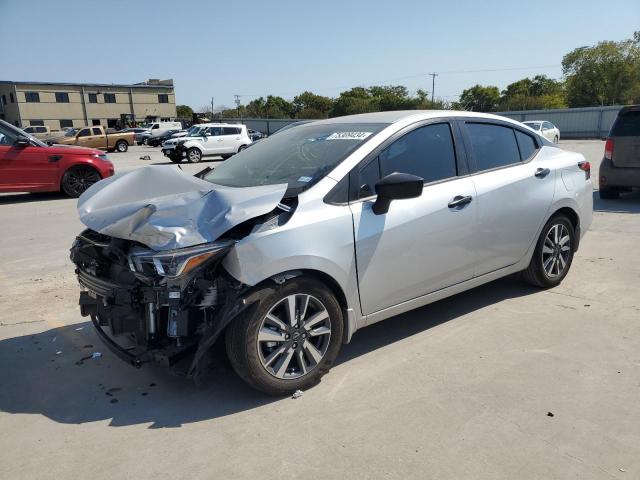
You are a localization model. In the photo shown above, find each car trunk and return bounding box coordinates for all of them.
[610,109,640,168]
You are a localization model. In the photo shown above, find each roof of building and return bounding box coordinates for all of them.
[0,79,174,89]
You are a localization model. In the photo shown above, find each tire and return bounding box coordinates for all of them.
[238,144,247,153]
[61,165,101,198]
[169,156,182,164]
[186,147,202,163]
[553,136,559,144]
[226,276,344,396]
[599,187,619,199]
[115,140,128,152]
[523,214,575,288]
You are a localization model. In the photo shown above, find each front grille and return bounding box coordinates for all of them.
[78,269,121,298]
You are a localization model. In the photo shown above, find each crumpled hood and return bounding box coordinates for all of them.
[77,166,287,251]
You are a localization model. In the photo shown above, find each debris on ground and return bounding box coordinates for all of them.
[291,390,304,399]
[547,412,554,417]
[109,398,118,404]
[619,468,626,472]
[75,352,103,365]
[55,351,62,355]
[139,155,151,161]
[75,326,84,331]
[51,337,56,342]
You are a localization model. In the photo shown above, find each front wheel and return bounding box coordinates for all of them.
[186,147,202,163]
[553,135,559,144]
[226,277,344,395]
[61,165,101,197]
[115,140,128,152]
[523,214,575,288]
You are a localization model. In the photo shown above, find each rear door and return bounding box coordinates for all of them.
[220,126,242,153]
[610,109,640,168]
[350,120,477,315]
[460,120,555,275]
[0,125,58,191]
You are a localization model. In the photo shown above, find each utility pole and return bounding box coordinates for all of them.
[234,95,241,119]
[429,72,438,104]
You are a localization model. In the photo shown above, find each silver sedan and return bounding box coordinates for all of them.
[72,110,593,395]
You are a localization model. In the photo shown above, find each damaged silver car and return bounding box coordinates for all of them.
[71,111,593,395]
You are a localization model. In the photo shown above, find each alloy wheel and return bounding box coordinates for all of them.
[541,223,571,278]
[64,166,100,197]
[256,294,331,380]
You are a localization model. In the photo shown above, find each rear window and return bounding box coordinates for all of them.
[466,123,521,171]
[610,110,640,137]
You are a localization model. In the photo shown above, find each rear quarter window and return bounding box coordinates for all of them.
[610,110,640,137]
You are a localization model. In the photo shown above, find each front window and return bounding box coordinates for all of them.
[0,120,46,146]
[64,128,79,137]
[185,125,203,136]
[524,122,541,131]
[204,122,388,193]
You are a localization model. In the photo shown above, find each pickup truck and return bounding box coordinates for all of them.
[50,126,134,152]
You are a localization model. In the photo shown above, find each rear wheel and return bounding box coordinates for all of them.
[187,147,202,163]
[61,165,101,197]
[599,187,619,199]
[115,140,128,152]
[523,214,575,288]
[553,135,559,143]
[238,144,247,152]
[226,277,344,395]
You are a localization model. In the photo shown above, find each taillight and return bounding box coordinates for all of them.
[578,161,591,180]
[604,138,614,160]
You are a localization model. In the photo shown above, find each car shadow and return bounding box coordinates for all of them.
[0,276,535,428]
[593,190,640,214]
[0,192,69,205]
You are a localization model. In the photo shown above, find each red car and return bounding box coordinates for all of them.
[0,120,114,197]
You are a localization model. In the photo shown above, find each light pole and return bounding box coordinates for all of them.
[234,95,241,119]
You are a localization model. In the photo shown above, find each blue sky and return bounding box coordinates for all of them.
[1,0,638,109]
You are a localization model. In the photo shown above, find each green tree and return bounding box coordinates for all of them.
[499,75,566,110]
[176,104,194,118]
[292,91,333,118]
[264,95,294,118]
[457,84,501,111]
[562,32,640,107]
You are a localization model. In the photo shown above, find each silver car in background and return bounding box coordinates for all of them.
[71,111,593,395]
[523,120,561,143]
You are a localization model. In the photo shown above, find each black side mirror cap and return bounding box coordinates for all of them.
[15,135,30,147]
[372,172,424,215]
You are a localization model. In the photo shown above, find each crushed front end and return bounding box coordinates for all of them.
[70,229,239,372]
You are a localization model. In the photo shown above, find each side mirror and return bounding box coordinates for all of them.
[372,172,424,215]
[15,135,30,147]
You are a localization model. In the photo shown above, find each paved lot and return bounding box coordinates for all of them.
[1,141,639,479]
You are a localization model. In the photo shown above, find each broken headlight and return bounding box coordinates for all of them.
[128,240,234,278]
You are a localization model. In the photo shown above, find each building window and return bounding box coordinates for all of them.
[60,119,73,129]
[103,93,116,103]
[158,94,169,103]
[92,119,101,126]
[25,92,40,102]
[55,92,70,103]
[88,93,98,103]
[10,93,15,103]
[30,120,45,126]
[107,119,118,128]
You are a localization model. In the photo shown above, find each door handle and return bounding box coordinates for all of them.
[48,155,62,162]
[448,195,473,208]
[535,168,551,178]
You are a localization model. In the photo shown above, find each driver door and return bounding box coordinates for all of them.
[0,126,57,191]
[202,126,224,155]
[349,121,477,315]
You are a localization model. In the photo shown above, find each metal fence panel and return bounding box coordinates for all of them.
[496,105,624,139]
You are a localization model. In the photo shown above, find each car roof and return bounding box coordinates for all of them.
[523,120,544,124]
[309,110,531,126]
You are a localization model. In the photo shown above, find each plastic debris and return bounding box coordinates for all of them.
[55,351,62,355]
[619,468,626,472]
[75,326,84,331]
[91,352,102,359]
[291,390,304,399]
[139,155,151,161]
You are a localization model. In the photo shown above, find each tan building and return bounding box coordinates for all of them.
[0,78,177,130]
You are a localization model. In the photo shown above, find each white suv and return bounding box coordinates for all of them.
[162,123,252,163]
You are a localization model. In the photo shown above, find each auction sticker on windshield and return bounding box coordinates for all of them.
[326,132,373,140]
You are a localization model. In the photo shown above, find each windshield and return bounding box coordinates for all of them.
[185,125,204,136]
[64,128,79,137]
[524,122,541,131]
[204,122,388,193]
